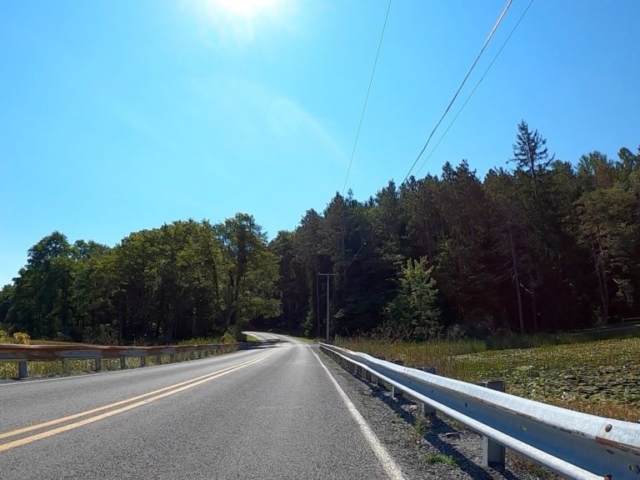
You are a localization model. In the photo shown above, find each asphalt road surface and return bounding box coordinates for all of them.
[0,334,405,480]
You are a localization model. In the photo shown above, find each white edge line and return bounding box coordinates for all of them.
[310,348,407,480]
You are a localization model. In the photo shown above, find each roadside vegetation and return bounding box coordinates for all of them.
[1,121,639,421]
[335,333,640,421]
[3,123,640,352]
[0,329,244,381]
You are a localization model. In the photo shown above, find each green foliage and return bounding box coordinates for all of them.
[222,330,245,344]
[383,257,441,340]
[82,324,119,345]
[411,414,430,442]
[302,309,314,337]
[1,215,280,344]
[424,453,458,466]
[0,330,30,345]
[2,122,640,342]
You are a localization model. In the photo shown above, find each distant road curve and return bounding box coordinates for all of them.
[243,330,282,342]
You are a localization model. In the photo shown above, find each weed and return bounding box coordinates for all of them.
[411,414,430,441]
[424,453,458,466]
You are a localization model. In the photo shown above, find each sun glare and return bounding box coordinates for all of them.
[211,0,279,20]
[185,0,290,42]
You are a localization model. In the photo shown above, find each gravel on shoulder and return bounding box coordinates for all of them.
[314,346,560,480]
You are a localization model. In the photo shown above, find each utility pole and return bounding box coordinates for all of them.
[318,272,338,342]
[316,272,320,338]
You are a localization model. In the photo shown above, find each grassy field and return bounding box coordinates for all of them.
[334,335,640,422]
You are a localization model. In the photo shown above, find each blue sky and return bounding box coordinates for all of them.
[1,0,639,286]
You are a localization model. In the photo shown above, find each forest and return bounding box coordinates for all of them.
[1,121,639,343]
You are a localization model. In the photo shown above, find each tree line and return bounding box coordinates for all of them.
[263,121,640,339]
[0,214,280,343]
[1,121,639,342]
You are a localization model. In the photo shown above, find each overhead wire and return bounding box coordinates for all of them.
[341,0,393,196]
[415,0,535,176]
[339,0,521,281]
[402,0,513,184]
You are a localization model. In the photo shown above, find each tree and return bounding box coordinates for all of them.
[5,129,640,343]
[383,257,441,340]
[216,213,280,338]
[510,120,554,197]
[576,186,637,322]
[6,232,76,337]
[484,168,527,333]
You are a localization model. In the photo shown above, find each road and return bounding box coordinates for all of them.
[0,334,405,480]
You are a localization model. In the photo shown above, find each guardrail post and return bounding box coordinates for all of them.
[480,381,506,468]
[170,354,175,363]
[391,385,402,399]
[419,367,437,415]
[62,358,70,375]
[120,357,126,370]
[18,361,27,379]
[391,360,404,399]
[94,358,102,372]
[156,354,162,365]
[140,356,146,368]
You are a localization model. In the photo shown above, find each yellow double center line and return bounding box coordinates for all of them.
[0,348,280,452]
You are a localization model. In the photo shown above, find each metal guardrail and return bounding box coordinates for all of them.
[320,343,640,480]
[0,342,254,379]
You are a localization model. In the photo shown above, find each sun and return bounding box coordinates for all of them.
[206,0,280,20]
[185,0,290,43]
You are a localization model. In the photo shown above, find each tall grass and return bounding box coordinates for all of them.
[335,336,487,378]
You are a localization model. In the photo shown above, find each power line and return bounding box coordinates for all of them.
[339,0,517,282]
[341,0,392,196]
[402,0,513,184]
[415,0,535,176]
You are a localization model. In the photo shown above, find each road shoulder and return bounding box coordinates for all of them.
[312,345,555,480]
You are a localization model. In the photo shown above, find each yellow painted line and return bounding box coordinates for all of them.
[0,353,268,441]
[0,348,279,452]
